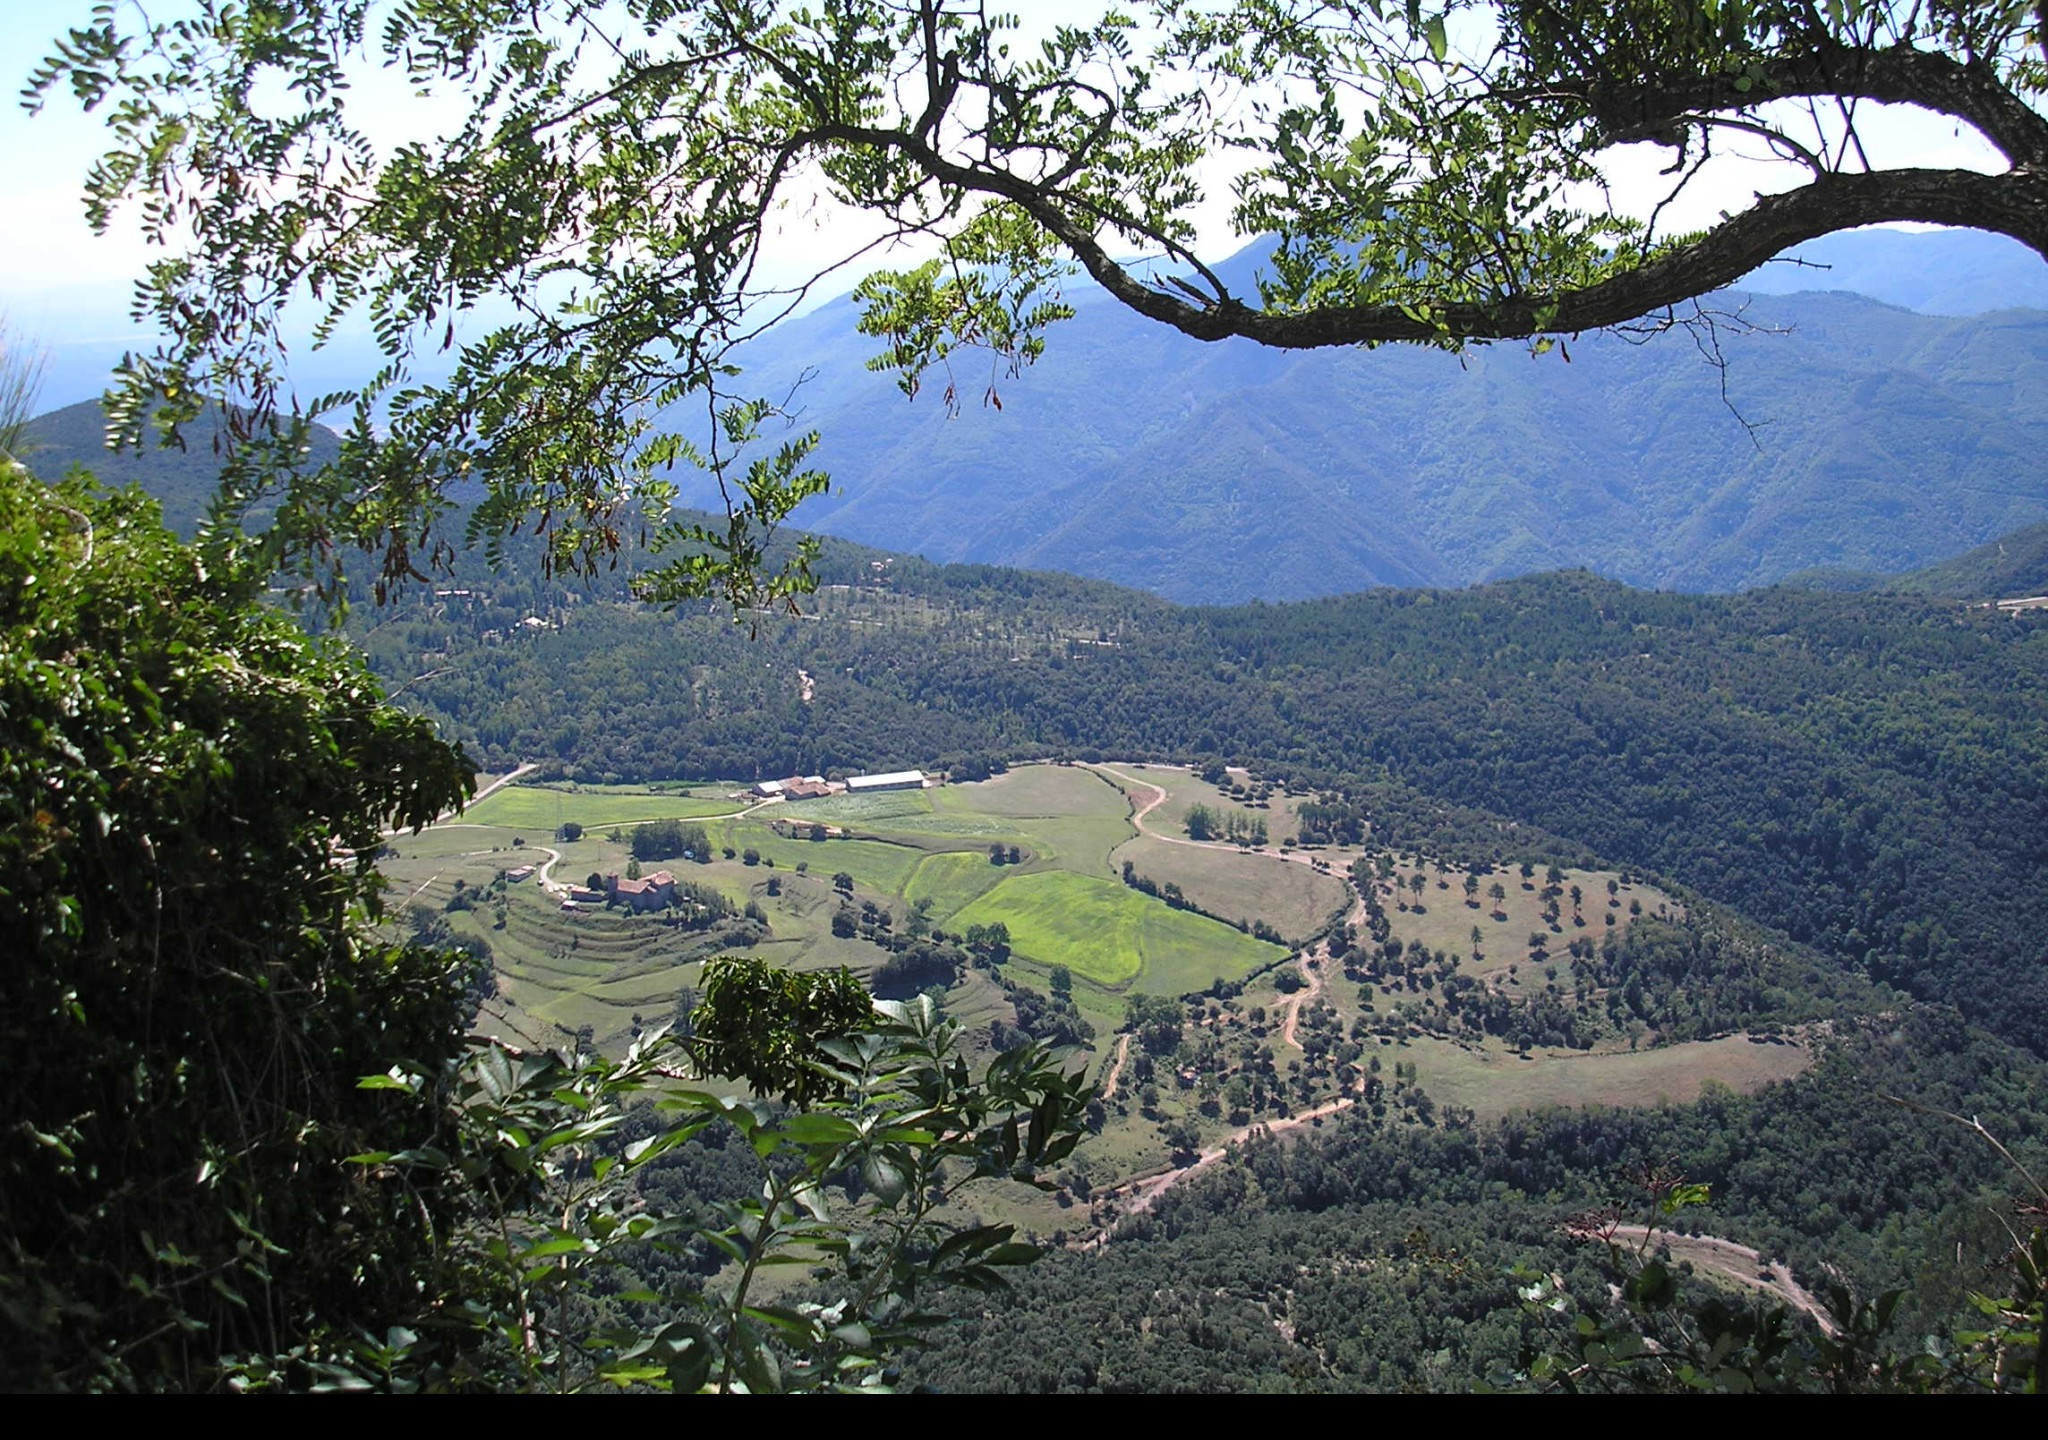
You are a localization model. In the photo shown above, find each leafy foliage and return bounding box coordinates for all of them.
[327,986,1093,1393]
[0,462,472,1390]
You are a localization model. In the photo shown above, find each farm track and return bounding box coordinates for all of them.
[1086,762,1366,1051]
[1072,762,1380,1246]
[1100,1033,1132,1100]
[1606,1226,1839,1335]
[1082,1096,1356,1249]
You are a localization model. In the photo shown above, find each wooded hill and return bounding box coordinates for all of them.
[319,520,2048,1063]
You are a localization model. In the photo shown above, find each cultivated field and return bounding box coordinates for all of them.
[386,765,1807,1228]
[1110,833,1350,944]
[462,782,744,832]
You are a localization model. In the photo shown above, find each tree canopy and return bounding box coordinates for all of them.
[30,1,2048,602]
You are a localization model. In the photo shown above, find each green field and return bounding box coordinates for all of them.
[386,762,1774,1222]
[781,789,935,825]
[950,870,1283,990]
[462,783,745,831]
[904,849,1012,920]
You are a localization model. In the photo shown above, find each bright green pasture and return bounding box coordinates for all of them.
[904,849,1011,921]
[463,784,744,831]
[950,870,1282,990]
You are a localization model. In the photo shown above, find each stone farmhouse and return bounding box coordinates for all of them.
[607,869,677,912]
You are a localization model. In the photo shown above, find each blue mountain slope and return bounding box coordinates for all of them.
[706,233,2048,601]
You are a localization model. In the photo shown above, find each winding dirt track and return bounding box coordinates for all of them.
[1607,1226,1839,1335]
[1099,1033,1132,1101]
[1082,1097,1355,1248]
[1086,762,1366,1053]
[1077,763,1376,1244]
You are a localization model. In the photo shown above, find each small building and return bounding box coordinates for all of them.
[568,885,606,905]
[753,773,828,799]
[506,864,536,882]
[846,769,926,793]
[607,869,677,913]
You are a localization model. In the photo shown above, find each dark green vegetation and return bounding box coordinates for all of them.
[1789,521,2048,600]
[0,466,470,1389]
[909,1011,2048,1393]
[0,465,1090,1393]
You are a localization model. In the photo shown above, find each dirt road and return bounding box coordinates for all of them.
[1099,1033,1132,1101]
[1084,1096,1356,1247]
[1085,761,1368,1053]
[1607,1225,1838,1335]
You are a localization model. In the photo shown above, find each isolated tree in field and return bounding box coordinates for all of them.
[35,2,2048,604]
[1490,881,1508,915]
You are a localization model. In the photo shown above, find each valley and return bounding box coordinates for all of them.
[386,756,1806,1247]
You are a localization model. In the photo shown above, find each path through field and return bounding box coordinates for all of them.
[1087,762,1367,1053]
[1100,1033,1132,1101]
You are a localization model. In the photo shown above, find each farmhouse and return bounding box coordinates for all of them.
[846,769,926,793]
[607,869,677,912]
[751,773,828,798]
[506,864,536,882]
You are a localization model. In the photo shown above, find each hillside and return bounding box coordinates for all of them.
[682,231,2048,603]
[1780,520,2048,598]
[339,534,2048,1062]
[1892,521,2048,598]
[17,397,344,535]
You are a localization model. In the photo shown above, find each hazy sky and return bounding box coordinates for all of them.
[0,2,2013,408]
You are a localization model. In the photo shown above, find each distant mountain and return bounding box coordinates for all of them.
[1731,228,2048,314]
[25,228,2048,603]
[18,397,343,535]
[701,233,2048,602]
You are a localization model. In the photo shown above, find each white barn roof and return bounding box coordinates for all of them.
[846,769,926,790]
